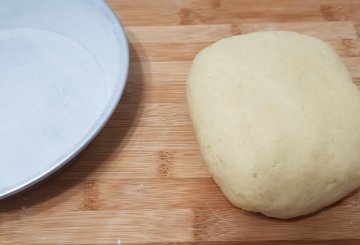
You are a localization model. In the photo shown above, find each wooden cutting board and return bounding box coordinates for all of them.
[1,0,360,244]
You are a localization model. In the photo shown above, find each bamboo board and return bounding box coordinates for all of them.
[1,0,360,244]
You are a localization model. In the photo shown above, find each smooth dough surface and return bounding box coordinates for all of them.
[187,31,360,219]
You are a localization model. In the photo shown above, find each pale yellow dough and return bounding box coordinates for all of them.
[187,31,360,219]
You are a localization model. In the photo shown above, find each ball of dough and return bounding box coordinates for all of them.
[187,31,360,219]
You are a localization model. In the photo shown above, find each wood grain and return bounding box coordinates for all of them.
[1,0,360,244]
